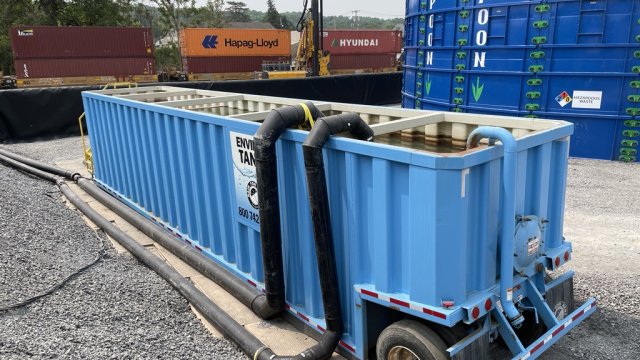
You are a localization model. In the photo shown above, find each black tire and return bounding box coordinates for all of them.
[376,320,450,360]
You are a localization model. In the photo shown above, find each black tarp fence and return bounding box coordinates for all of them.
[0,72,402,141]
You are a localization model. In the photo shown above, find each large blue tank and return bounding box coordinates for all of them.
[402,0,640,162]
[81,86,596,360]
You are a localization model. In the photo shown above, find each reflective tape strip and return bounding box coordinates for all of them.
[390,298,410,308]
[358,288,447,320]
[297,311,309,322]
[520,302,594,359]
[283,304,356,354]
[339,341,356,353]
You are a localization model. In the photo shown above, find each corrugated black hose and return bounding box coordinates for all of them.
[302,113,375,358]
[254,102,325,312]
[0,147,279,320]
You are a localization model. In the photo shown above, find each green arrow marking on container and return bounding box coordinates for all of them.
[471,77,484,102]
[426,74,432,96]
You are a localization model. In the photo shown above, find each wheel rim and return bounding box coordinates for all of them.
[388,345,420,360]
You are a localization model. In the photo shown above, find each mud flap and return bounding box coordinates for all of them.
[448,317,490,360]
[451,332,489,360]
[545,274,575,320]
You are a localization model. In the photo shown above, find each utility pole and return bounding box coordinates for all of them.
[352,10,360,29]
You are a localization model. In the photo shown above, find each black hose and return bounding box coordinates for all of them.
[65,185,334,360]
[0,148,81,180]
[75,178,279,320]
[0,227,106,314]
[301,113,374,357]
[1,147,278,317]
[254,102,324,312]
[58,181,279,360]
[0,153,59,183]
[296,0,309,32]
[0,147,278,319]
[304,113,374,148]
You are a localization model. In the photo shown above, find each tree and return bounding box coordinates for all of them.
[225,1,250,23]
[263,0,279,28]
[0,0,48,74]
[194,0,225,28]
[262,0,293,29]
[35,0,65,25]
[155,42,182,72]
[210,0,226,27]
[60,0,138,26]
[150,0,195,36]
[133,3,155,28]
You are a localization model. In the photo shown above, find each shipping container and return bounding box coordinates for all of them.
[14,58,154,79]
[10,26,154,59]
[82,86,595,360]
[182,56,290,73]
[322,30,402,55]
[329,54,397,71]
[180,28,291,57]
[402,0,640,162]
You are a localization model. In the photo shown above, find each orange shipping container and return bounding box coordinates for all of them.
[180,28,291,57]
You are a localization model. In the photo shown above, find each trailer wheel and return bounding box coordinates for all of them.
[376,320,449,360]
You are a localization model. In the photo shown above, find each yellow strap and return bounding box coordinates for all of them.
[298,102,315,128]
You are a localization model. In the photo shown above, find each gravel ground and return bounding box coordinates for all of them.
[539,158,640,360]
[1,137,639,359]
[0,136,246,359]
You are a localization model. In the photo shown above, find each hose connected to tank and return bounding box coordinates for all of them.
[301,113,374,357]
[466,126,525,328]
[254,102,325,312]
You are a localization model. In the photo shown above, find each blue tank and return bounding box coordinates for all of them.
[402,0,640,162]
[81,86,596,360]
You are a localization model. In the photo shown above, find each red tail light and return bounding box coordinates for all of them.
[471,306,480,319]
[484,298,493,311]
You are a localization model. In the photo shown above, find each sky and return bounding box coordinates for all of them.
[194,0,406,19]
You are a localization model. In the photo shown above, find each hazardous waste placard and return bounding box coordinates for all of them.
[572,91,602,109]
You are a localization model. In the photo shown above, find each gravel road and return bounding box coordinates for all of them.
[0,137,246,359]
[1,136,639,359]
[539,158,640,360]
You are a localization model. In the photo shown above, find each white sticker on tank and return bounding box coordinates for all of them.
[229,131,260,228]
[461,168,470,198]
[571,91,602,109]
